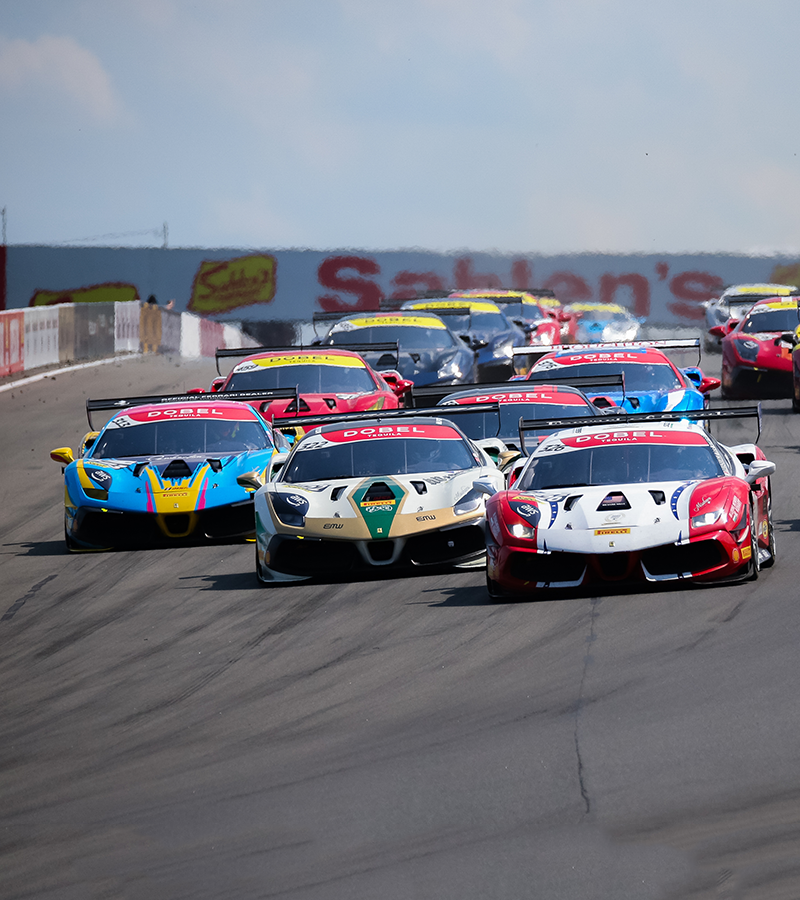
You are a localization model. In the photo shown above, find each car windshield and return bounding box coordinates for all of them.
[283,436,476,482]
[438,401,595,443]
[517,442,723,490]
[91,418,272,458]
[328,325,456,351]
[530,360,682,392]
[740,308,799,333]
[227,363,377,393]
[499,301,549,323]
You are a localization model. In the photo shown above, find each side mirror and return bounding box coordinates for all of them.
[79,432,99,456]
[268,451,290,481]
[682,367,703,388]
[236,470,264,492]
[473,479,498,497]
[699,376,721,393]
[708,325,727,338]
[210,377,226,392]
[471,337,488,350]
[50,447,75,465]
[746,460,776,485]
[187,387,206,394]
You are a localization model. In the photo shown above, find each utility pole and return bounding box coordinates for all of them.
[163,222,168,249]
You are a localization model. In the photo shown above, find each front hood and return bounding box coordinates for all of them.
[263,393,393,418]
[73,450,275,513]
[502,481,699,553]
[264,466,500,540]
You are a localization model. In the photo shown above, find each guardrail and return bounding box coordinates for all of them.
[0,301,257,378]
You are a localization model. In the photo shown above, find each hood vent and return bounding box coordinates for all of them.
[162,459,194,480]
[649,490,666,505]
[564,494,582,511]
[411,481,428,495]
[597,491,630,511]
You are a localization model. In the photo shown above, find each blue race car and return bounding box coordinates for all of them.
[515,340,720,413]
[50,391,291,550]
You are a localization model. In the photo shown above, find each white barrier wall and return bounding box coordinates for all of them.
[24,307,60,370]
[0,302,256,379]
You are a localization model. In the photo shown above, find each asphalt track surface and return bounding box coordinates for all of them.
[2,353,800,900]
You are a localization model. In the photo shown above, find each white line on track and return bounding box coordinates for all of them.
[0,354,143,394]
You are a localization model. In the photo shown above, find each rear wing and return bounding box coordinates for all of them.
[272,402,501,437]
[513,338,702,365]
[516,404,762,456]
[408,374,625,408]
[215,341,400,374]
[85,388,300,430]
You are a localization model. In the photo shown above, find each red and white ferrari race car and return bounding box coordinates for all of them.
[475,407,776,599]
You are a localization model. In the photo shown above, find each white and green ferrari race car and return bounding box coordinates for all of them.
[245,409,505,583]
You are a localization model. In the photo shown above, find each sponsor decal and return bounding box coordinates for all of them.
[732,548,740,563]
[742,545,752,560]
[236,353,365,370]
[323,522,344,529]
[594,527,631,535]
[331,315,447,330]
[326,424,459,442]
[189,254,277,314]
[360,499,396,508]
[416,514,436,521]
[562,430,707,448]
[30,282,139,306]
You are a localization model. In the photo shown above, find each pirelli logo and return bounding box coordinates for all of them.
[594,527,631,536]
[360,499,395,508]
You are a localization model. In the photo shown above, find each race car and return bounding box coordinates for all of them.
[565,302,642,343]
[704,283,798,352]
[208,345,410,419]
[247,410,505,583]
[315,310,476,386]
[712,297,798,399]
[514,340,720,413]
[476,407,776,598]
[448,290,572,347]
[399,298,526,381]
[50,391,291,551]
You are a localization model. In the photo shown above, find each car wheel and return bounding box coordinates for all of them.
[792,380,800,413]
[255,545,269,585]
[486,571,511,602]
[747,502,760,581]
[761,485,776,568]
[64,520,78,553]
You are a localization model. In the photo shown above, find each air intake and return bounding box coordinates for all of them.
[162,459,193,479]
[597,491,630,511]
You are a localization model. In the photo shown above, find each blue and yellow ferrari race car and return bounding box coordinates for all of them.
[50,391,292,551]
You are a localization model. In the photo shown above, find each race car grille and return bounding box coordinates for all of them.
[367,541,395,562]
[641,540,725,576]
[405,524,485,565]
[270,537,361,574]
[162,514,191,536]
[508,550,585,584]
[595,552,633,580]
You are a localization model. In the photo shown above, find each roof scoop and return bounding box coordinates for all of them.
[597,491,630,510]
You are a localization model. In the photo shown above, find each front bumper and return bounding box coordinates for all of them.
[723,364,792,399]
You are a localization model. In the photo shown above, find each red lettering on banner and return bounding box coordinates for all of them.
[0,244,6,311]
[453,257,503,290]
[668,271,724,320]
[318,256,383,312]
[599,272,650,318]
[542,271,592,302]
[511,259,532,290]
[389,270,445,300]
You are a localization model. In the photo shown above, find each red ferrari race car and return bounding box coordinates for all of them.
[208,345,412,419]
[711,297,799,399]
[474,407,776,599]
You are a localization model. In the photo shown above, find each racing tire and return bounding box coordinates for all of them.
[792,381,800,413]
[64,523,78,553]
[255,545,269,586]
[761,484,777,569]
[486,571,513,602]
[747,502,760,581]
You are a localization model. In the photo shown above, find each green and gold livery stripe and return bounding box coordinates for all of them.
[350,477,408,539]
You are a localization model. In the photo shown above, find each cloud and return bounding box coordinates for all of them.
[0,34,122,121]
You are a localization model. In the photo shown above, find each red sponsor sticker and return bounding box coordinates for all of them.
[325,424,460,442]
[538,349,668,366]
[561,430,707,447]
[126,404,259,422]
[454,390,587,405]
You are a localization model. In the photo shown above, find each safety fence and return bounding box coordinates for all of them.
[0,301,256,378]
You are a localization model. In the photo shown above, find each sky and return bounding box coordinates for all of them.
[1,0,800,254]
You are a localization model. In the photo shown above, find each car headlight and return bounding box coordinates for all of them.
[734,339,760,363]
[509,521,536,538]
[437,357,463,381]
[492,339,514,360]
[690,509,723,529]
[269,491,309,527]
